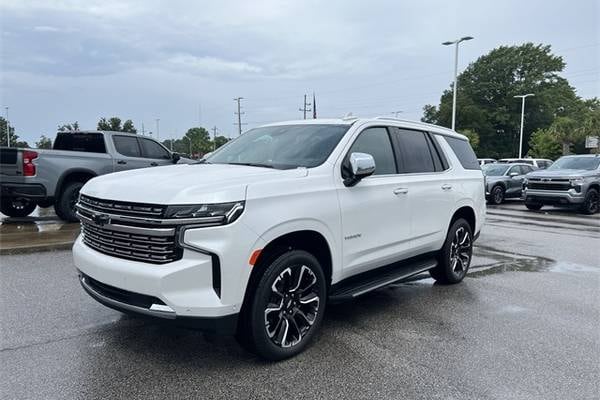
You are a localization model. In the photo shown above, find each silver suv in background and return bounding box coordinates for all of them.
[523,155,600,214]
[483,163,535,204]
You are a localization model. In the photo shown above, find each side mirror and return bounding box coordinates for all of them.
[509,172,519,177]
[172,152,181,164]
[344,152,376,187]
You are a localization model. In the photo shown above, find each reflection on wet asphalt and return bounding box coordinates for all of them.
[1,203,599,399]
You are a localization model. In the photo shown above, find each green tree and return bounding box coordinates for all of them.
[423,43,586,158]
[460,129,480,153]
[97,117,137,133]
[0,117,29,148]
[58,121,80,132]
[214,135,230,150]
[528,128,562,159]
[185,127,212,156]
[36,135,53,149]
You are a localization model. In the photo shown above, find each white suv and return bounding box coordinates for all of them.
[73,117,485,360]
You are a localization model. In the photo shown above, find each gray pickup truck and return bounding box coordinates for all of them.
[523,154,600,214]
[1,131,183,221]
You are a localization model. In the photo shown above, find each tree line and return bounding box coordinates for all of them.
[423,43,599,159]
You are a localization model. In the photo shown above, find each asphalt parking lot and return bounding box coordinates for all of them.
[1,204,599,400]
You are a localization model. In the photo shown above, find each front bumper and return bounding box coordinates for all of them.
[79,272,238,334]
[524,188,585,205]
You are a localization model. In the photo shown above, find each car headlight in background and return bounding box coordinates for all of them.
[165,201,245,224]
[569,177,584,186]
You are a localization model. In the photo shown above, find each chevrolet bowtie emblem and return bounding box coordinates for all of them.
[91,213,111,226]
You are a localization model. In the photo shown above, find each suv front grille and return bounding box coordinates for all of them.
[528,179,570,191]
[81,221,182,264]
[79,194,165,218]
[77,196,182,264]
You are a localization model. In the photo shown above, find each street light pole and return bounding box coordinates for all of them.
[442,36,474,131]
[514,93,535,158]
[4,106,10,147]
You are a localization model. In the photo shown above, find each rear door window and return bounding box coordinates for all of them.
[346,127,397,175]
[444,136,480,170]
[391,128,436,173]
[139,138,171,159]
[113,135,141,157]
[53,133,106,153]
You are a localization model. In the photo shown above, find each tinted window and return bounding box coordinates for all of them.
[507,165,520,175]
[113,135,141,157]
[53,133,106,153]
[392,129,435,173]
[140,138,171,159]
[347,127,396,175]
[444,136,480,170]
[521,165,534,174]
[208,124,349,169]
[427,134,449,171]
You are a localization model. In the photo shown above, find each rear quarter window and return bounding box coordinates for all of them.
[444,136,480,170]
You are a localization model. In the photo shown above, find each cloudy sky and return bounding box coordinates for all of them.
[1,0,598,144]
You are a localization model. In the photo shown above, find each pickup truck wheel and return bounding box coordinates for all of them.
[55,181,84,222]
[580,188,599,215]
[525,202,543,211]
[488,185,505,205]
[429,218,473,284]
[238,250,326,360]
[0,197,37,218]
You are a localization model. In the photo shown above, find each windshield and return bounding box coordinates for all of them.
[548,156,600,171]
[482,164,510,176]
[206,124,350,169]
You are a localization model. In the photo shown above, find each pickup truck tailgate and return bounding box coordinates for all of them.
[0,147,22,177]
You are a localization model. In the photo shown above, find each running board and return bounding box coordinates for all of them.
[329,257,437,303]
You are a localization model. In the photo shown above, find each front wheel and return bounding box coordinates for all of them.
[0,197,37,218]
[580,188,599,215]
[430,218,473,284]
[488,185,505,205]
[237,250,327,360]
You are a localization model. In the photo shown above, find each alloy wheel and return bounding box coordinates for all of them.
[449,227,471,276]
[264,265,320,348]
[588,191,599,214]
[493,187,504,204]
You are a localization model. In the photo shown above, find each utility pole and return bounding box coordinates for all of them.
[299,94,312,120]
[212,126,218,151]
[514,93,535,158]
[312,92,317,119]
[234,97,245,135]
[442,36,474,130]
[4,107,10,147]
[141,122,145,136]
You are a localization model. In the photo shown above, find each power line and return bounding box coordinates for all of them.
[233,97,246,135]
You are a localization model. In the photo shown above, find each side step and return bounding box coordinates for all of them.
[328,257,437,303]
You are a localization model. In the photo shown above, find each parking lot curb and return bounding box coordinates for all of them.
[0,241,74,256]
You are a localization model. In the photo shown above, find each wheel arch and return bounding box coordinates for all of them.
[449,205,477,235]
[55,168,97,198]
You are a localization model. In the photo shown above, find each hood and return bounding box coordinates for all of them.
[82,163,308,204]
[527,169,594,179]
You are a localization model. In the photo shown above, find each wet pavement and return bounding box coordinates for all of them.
[1,204,599,399]
[0,208,79,254]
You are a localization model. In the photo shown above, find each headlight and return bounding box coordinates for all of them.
[569,177,584,186]
[164,201,245,224]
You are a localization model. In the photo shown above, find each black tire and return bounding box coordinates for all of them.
[236,250,327,360]
[429,218,473,284]
[488,185,505,205]
[580,188,599,215]
[525,202,543,211]
[0,197,37,218]
[54,181,84,222]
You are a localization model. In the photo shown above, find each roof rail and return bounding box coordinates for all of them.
[374,116,457,133]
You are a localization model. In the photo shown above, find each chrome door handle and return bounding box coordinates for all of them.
[441,184,452,191]
[393,188,408,195]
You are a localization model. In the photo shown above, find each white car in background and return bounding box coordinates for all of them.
[498,158,553,169]
[73,117,486,360]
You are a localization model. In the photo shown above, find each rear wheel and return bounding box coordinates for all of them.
[430,218,473,284]
[525,202,543,211]
[488,185,505,205]
[0,197,37,217]
[580,188,599,215]
[54,181,84,222]
[237,250,327,360]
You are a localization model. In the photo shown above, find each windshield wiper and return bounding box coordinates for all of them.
[226,162,275,169]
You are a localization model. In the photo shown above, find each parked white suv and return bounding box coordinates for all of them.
[73,117,485,360]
